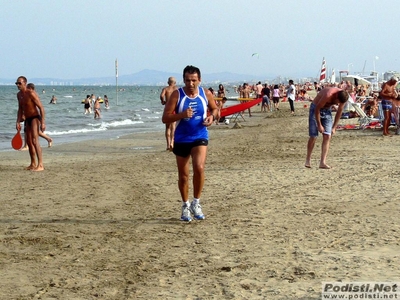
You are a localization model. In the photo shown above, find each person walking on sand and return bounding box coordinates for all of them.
[255,81,263,99]
[261,83,271,112]
[305,87,349,169]
[162,65,218,222]
[272,84,280,110]
[160,77,178,151]
[15,76,46,171]
[287,80,296,115]
[379,76,398,136]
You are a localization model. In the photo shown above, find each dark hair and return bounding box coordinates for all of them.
[274,84,279,89]
[289,80,294,84]
[183,65,201,80]
[338,91,349,103]
[18,76,27,83]
[27,83,35,90]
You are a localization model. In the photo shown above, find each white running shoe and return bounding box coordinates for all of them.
[190,202,205,220]
[181,203,192,222]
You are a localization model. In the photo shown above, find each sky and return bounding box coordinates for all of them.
[2,0,399,81]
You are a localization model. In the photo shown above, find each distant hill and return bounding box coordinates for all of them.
[0,69,276,86]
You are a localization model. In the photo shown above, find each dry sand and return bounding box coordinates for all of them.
[1,101,400,299]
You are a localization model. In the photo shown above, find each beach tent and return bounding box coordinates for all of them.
[342,75,372,87]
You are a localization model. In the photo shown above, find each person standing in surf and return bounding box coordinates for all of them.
[162,65,218,222]
[160,77,178,151]
[15,76,46,171]
[94,97,102,119]
[84,95,91,114]
[104,95,110,109]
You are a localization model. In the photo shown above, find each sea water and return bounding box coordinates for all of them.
[0,85,167,152]
[0,85,238,152]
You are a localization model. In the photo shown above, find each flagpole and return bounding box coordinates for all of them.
[115,58,119,106]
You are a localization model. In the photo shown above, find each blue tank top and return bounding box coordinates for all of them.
[174,87,209,143]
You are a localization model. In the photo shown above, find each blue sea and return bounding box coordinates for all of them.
[0,85,237,152]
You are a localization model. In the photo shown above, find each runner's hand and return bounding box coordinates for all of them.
[184,107,193,118]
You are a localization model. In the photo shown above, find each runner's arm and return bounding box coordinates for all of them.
[203,89,218,126]
[162,90,192,123]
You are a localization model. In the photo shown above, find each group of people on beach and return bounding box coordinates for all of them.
[158,68,400,222]
[83,94,109,118]
[158,66,348,221]
[14,76,115,172]
[15,66,400,223]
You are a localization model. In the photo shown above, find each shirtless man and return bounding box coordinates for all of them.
[94,97,101,119]
[15,76,46,171]
[240,83,252,116]
[379,76,398,136]
[305,87,349,169]
[19,83,52,149]
[160,77,177,151]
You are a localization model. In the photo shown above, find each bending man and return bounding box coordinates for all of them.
[305,87,349,169]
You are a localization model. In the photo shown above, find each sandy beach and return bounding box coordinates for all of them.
[1,100,400,299]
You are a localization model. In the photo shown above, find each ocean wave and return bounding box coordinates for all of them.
[47,119,144,135]
[89,119,143,128]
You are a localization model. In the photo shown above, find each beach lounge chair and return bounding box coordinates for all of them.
[377,102,397,125]
[377,103,399,133]
[229,111,246,122]
[351,103,380,128]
